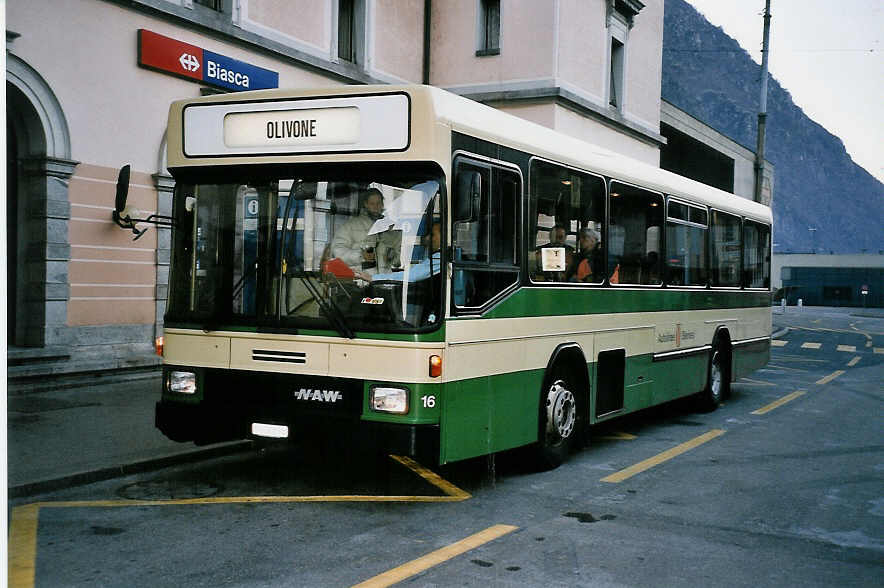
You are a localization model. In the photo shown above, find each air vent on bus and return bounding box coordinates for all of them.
[252,349,307,364]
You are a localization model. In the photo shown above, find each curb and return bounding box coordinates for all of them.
[8,440,254,499]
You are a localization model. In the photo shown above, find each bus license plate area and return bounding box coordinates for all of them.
[251,422,289,438]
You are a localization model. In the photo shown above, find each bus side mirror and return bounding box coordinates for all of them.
[111,163,174,240]
[114,164,130,215]
[455,171,480,222]
[112,164,141,234]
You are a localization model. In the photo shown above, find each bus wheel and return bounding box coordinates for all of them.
[698,344,729,412]
[537,372,578,469]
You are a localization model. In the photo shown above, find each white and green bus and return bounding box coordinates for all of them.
[141,85,771,468]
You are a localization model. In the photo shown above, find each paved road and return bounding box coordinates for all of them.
[9,309,884,587]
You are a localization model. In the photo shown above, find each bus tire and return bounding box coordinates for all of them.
[536,365,580,469]
[697,340,730,412]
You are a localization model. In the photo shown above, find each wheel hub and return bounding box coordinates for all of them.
[546,381,576,441]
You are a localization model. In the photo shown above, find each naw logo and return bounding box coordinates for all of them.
[294,388,342,403]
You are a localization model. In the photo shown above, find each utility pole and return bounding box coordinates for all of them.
[754,0,772,203]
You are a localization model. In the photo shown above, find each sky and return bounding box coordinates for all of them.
[684,0,883,183]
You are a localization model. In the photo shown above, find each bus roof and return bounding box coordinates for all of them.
[166,84,771,223]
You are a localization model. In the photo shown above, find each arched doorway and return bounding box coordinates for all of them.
[6,55,76,348]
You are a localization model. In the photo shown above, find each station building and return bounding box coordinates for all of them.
[7,0,669,376]
[15,0,774,377]
[772,254,884,308]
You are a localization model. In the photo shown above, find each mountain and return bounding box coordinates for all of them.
[662,0,883,254]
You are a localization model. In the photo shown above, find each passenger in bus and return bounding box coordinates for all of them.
[533,224,574,281]
[330,188,401,279]
[373,222,441,282]
[567,228,603,283]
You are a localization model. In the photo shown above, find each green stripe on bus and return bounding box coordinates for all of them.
[478,288,771,319]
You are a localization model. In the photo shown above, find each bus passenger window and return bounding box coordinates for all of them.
[665,200,708,287]
[711,211,742,287]
[743,220,770,288]
[528,160,605,283]
[609,182,663,285]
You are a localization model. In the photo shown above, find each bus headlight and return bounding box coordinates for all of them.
[168,370,197,395]
[370,386,409,414]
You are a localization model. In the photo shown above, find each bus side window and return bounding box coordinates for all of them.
[711,210,742,287]
[528,160,605,283]
[609,182,663,285]
[452,160,520,309]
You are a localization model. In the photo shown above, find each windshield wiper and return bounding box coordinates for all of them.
[278,183,355,339]
[286,259,355,339]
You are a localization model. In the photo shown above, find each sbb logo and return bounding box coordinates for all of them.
[179,53,200,72]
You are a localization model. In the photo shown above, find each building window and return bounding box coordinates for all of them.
[338,0,357,63]
[476,0,501,56]
[193,0,222,10]
[609,37,625,108]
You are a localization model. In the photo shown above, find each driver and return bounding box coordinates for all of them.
[330,187,400,279]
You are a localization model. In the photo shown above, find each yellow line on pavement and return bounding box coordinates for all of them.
[751,390,806,415]
[815,370,846,385]
[874,347,884,354]
[601,429,725,484]
[352,524,518,588]
[7,455,470,588]
[390,454,471,500]
[847,356,861,367]
[8,504,39,588]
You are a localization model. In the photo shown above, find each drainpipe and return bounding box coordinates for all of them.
[423,0,432,84]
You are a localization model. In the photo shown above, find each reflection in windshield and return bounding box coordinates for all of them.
[166,170,443,333]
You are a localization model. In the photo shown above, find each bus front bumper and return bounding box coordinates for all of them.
[155,400,439,460]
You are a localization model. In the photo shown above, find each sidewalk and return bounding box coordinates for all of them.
[7,371,251,498]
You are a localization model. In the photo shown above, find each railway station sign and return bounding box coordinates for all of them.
[138,29,278,92]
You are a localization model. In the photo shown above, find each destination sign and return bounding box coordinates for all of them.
[138,29,278,92]
[183,93,410,157]
[224,107,360,148]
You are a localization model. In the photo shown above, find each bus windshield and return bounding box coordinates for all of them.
[165,166,444,334]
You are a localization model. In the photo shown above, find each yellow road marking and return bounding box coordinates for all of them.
[599,432,638,440]
[738,378,776,387]
[390,455,471,500]
[601,429,725,484]
[847,356,861,367]
[7,455,469,588]
[874,348,884,354]
[771,339,788,347]
[815,370,846,385]
[751,390,806,415]
[351,524,518,588]
[8,504,39,588]
[836,345,857,352]
[801,342,822,350]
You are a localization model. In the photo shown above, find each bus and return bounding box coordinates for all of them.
[139,85,771,468]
